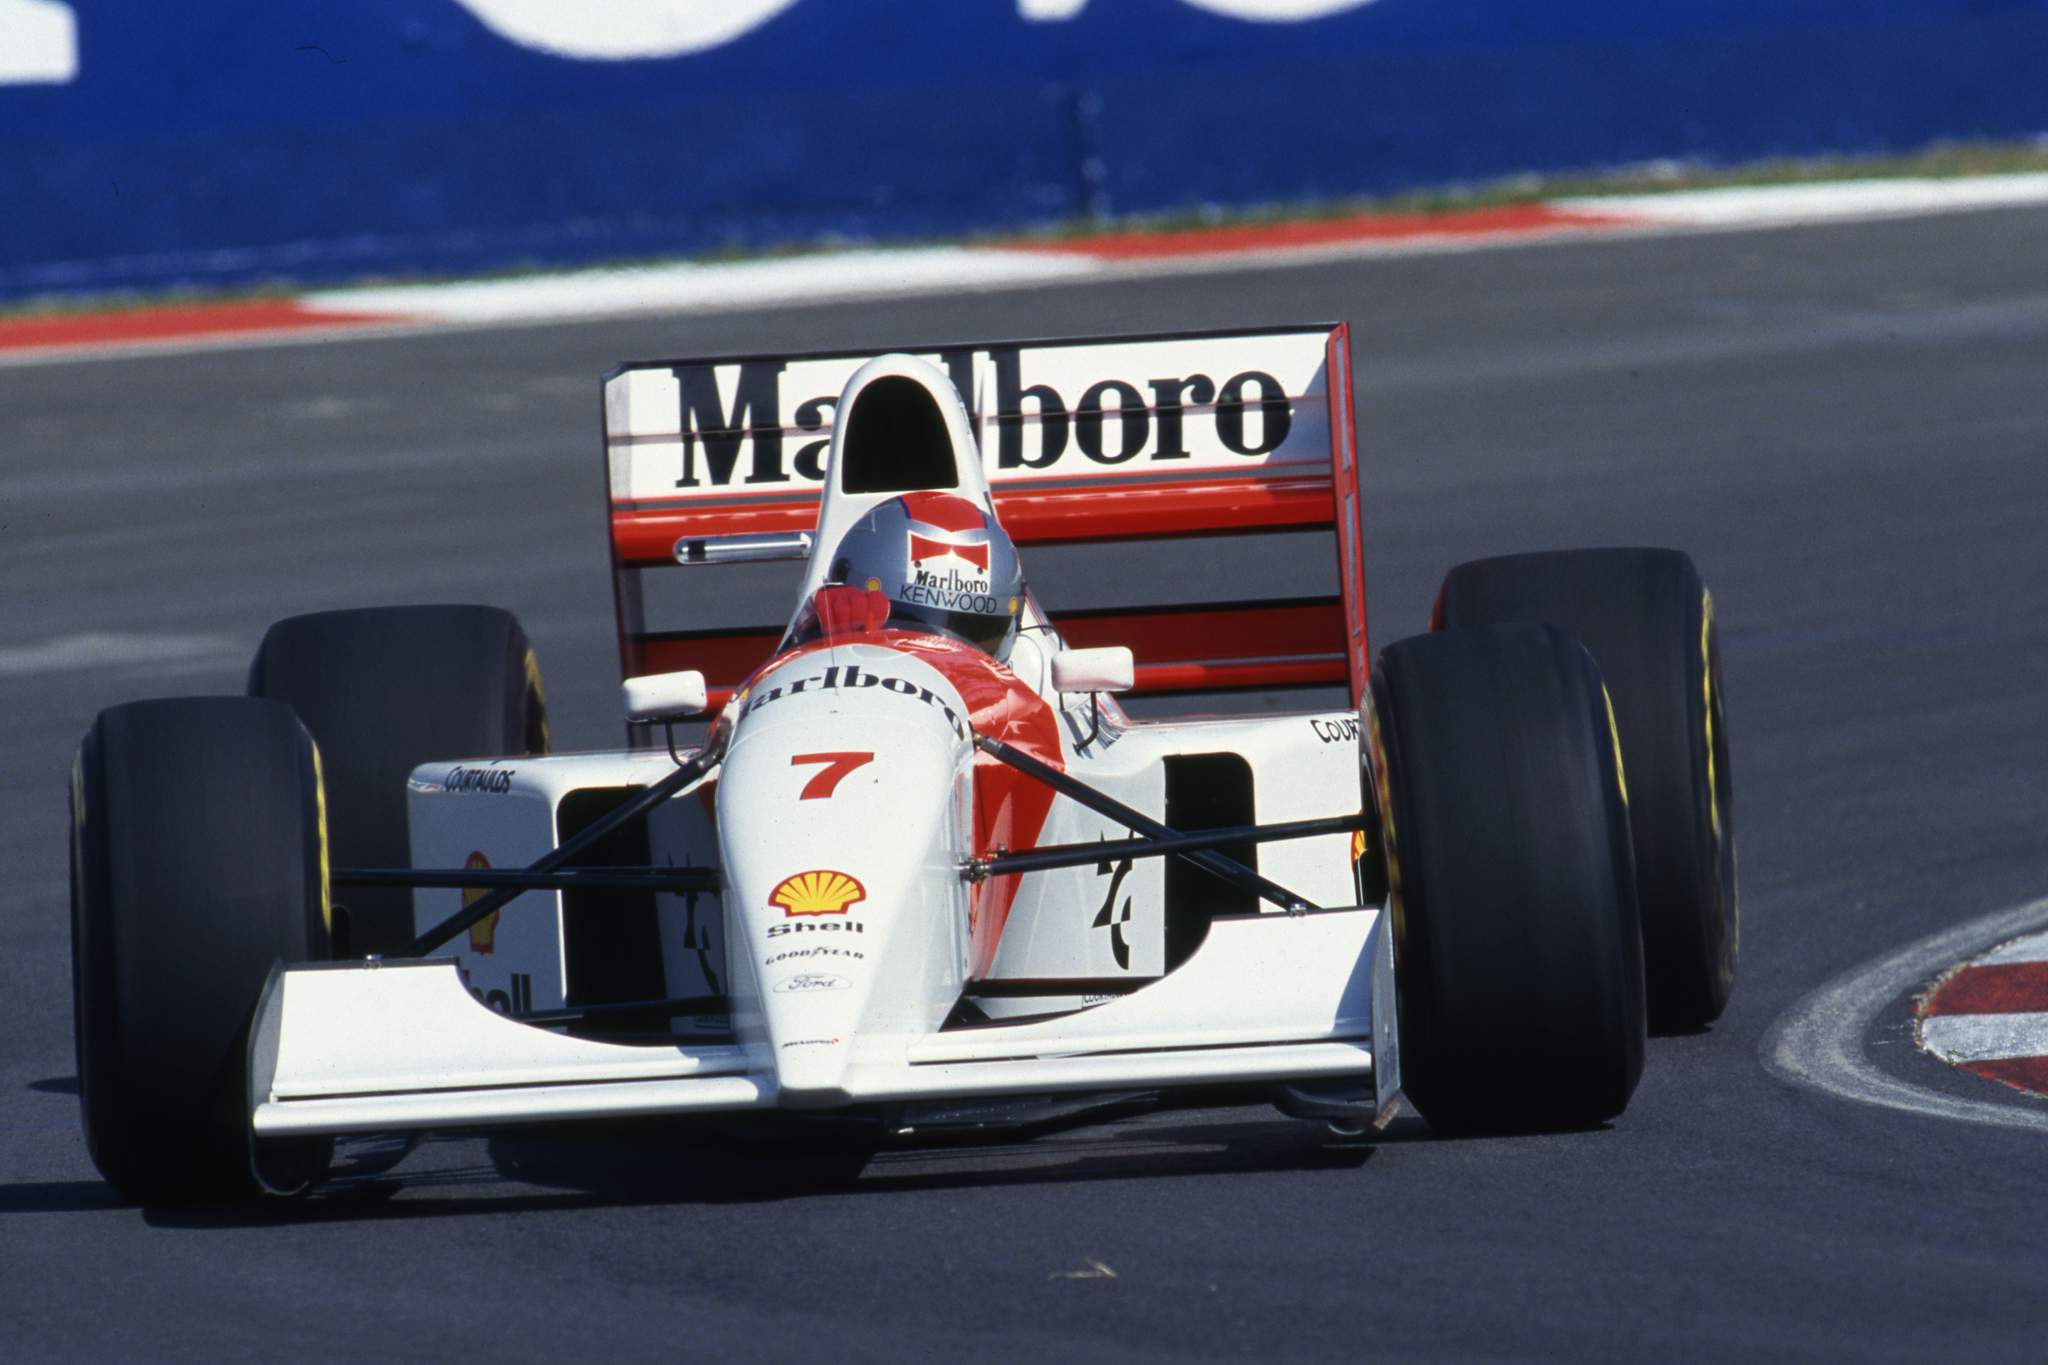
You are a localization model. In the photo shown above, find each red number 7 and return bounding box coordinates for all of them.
[789,751,875,800]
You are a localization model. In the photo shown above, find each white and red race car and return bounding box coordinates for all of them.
[70,324,1737,1201]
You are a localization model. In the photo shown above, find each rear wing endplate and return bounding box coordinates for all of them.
[603,323,1366,710]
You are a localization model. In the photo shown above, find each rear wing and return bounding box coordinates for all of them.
[603,323,1367,711]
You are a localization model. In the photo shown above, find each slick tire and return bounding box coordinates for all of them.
[248,605,548,957]
[1435,548,1737,1033]
[72,697,331,1204]
[1369,624,1645,1134]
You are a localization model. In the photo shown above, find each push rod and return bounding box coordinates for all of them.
[969,813,1364,881]
[971,733,1318,915]
[336,867,719,894]
[399,741,723,958]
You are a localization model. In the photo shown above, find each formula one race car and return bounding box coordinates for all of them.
[70,324,1738,1202]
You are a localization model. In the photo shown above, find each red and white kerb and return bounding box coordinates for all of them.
[1917,928,2048,1098]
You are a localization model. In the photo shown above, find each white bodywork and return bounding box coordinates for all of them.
[250,341,1397,1138]
[252,909,1387,1136]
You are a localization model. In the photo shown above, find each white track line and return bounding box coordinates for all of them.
[303,247,1101,325]
[1559,173,2048,228]
[0,632,241,678]
[13,173,2048,372]
[1760,895,2048,1133]
[293,174,2048,332]
[307,174,2048,328]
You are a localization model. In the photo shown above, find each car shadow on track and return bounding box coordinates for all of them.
[0,1179,128,1215]
[509,1113,1383,1201]
[130,1110,1398,1228]
[13,1111,1619,1225]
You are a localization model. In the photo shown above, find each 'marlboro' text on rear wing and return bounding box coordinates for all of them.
[603,324,1366,711]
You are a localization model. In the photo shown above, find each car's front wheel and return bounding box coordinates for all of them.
[72,697,331,1203]
[1369,623,1646,1134]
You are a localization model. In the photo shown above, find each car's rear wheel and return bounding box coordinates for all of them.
[1369,624,1645,1134]
[1434,548,1737,1032]
[72,697,331,1203]
[248,605,548,957]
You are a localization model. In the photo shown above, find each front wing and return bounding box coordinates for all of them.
[250,906,1399,1138]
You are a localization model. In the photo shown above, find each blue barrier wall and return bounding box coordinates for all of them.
[3,0,2046,299]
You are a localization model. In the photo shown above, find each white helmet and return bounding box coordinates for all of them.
[826,492,1025,658]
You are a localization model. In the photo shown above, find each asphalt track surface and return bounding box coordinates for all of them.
[6,207,2048,1360]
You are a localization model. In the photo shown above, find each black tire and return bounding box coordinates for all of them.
[1435,548,1737,1033]
[248,605,548,957]
[1369,624,1645,1134]
[72,697,330,1203]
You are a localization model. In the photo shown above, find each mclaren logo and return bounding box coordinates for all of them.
[771,869,866,917]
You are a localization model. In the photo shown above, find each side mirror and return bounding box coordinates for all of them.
[622,670,709,723]
[1050,646,1134,695]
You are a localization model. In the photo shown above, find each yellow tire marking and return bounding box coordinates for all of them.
[1602,683,1629,808]
[311,739,332,937]
[1701,590,1720,841]
[523,648,550,753]
[1363,696,1402,915]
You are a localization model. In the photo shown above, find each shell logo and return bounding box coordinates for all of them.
[770,869,865,917]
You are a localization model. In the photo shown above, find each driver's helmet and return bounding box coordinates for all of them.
[825,492,1025,658]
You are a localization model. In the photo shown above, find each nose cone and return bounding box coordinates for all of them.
[765,962,866,1105]
[716,643,972,1106]
[759,863,875,1102]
